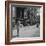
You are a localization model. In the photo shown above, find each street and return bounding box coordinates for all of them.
[12,24,40,37]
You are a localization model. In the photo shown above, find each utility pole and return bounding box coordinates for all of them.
[17,21,19,37]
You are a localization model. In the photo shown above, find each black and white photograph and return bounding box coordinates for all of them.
[11,5,40,38]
